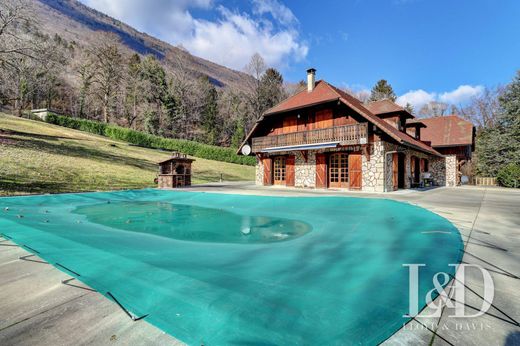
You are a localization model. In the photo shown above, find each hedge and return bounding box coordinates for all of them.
[496,163,520,188]
[46,114,255,166]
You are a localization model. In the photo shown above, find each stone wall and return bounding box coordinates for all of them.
[255,157,263,185]
[445,155,457,187]
[362,141,385,192]
[295,151,316,187]
[430,157,446,187]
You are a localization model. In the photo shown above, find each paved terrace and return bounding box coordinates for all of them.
[0,184,519,345]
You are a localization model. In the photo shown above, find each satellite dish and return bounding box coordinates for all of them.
[241,144,252,156]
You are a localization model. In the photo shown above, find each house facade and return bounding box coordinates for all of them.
[238,69,472,192]
[409,115,475,185]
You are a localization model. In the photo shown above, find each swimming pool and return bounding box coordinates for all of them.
[0,190,463,345]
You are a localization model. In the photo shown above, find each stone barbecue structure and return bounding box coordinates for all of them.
[241,69,475,192]
[157,152,194,188]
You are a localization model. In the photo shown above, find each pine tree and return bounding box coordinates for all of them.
[404,102,414,114]
[139,55,168,135]
[258,68,285,111]
[199,77,220,145]
[231,116,246,148]
[369,79,397,102]
[496,70,520,165]
[477,70,520,176]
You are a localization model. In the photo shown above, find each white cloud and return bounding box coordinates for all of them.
[251,0,297,26]
[439,85,484,104]
[396,89,436,110]
[396,85,483,110]
[80,0,308,71]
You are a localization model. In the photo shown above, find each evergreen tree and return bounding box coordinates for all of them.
[199,77,220,145]
[231,116,246,148]
[258,68,285,111]
[124,53,142,128]
[477,70,520,176]
[369,79,397,102]
[404,102,414,114]
[139,55,168,135]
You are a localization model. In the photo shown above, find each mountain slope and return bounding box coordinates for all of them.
[30,0,253,90]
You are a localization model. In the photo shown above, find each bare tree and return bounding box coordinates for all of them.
[418,101,449,117]
[243,53,267,131]
[459,86,503,129]
[0,0,35,65]
[88,32,123,123]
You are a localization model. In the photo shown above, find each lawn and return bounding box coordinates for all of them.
[0,113,254,196]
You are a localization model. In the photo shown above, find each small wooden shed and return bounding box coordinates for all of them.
[157,152,194,188]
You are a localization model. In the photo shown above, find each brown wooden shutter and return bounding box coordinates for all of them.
[286,155,295,186]
[348,153,362,190]
[315,153,327,188]
[420,158,425,173]
[392,153,399,191]
[263,157,272,185]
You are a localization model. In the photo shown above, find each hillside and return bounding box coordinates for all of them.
[29,0,254,90]
[0,114,254,196]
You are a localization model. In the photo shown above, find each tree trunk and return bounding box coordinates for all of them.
[103,93,109,123]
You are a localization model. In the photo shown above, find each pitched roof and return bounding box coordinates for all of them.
[263,80,339,115]
[365,99,414,119]
[239,80,441,156]
[410,115,474,147]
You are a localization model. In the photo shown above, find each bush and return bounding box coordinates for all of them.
[46,114,256,166]
[496,163,520,188]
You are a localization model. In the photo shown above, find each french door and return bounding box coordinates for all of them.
[273,156,286,185]
[329,153,349,188]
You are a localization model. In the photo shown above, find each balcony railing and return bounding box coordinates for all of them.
[252,123,368,153]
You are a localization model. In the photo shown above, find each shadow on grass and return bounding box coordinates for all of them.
[0,179,70,195]
[0,178,154,196]
[5,133,157,171]
[0,128,77,141]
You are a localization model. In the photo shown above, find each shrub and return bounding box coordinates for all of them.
[46,114,255,166]
[496,163,520,188]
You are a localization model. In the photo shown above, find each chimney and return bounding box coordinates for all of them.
[307,68,316,92]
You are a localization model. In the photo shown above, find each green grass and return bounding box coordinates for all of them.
[0,113,255,196]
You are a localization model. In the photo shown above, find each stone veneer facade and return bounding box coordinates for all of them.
[445,155,457,187]
[255,140,454,191]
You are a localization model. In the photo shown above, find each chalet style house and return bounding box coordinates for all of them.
[238,69,475,192]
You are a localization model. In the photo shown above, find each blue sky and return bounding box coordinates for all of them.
[81,0,520,109]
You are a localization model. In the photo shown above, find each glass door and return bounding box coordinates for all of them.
[273,156,286,185]
[329,153,349,188]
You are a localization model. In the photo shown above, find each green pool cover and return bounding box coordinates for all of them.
[0,190,463,345]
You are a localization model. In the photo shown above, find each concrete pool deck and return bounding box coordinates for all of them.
[1,184,519,345]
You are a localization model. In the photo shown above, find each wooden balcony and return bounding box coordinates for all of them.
[252,123,368,153]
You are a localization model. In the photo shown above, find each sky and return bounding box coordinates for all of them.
[79,0,520,110]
